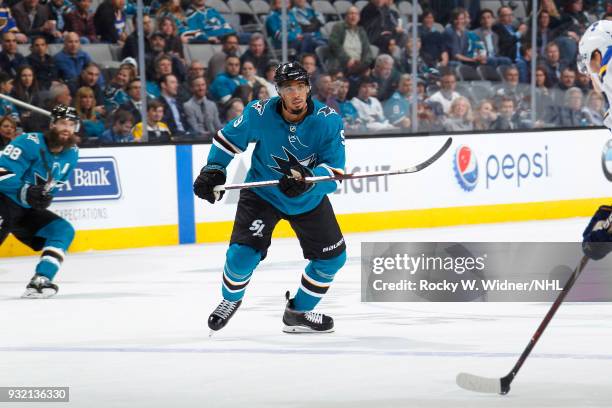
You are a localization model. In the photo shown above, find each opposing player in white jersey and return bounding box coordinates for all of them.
[579,21,612,258]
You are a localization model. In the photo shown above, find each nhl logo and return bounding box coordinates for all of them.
[289,125,296,133]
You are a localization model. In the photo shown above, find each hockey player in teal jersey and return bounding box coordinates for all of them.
[0,105,80,298]
[194,62,347,333]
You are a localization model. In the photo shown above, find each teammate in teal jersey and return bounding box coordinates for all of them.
[0,105,80,298]
[194,62,347,333]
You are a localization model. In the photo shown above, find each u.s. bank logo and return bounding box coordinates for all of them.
[602,140,612,182]
[453,145,478,192]
[54,157,122,201]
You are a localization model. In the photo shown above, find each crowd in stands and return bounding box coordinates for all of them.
[0,0,607,148]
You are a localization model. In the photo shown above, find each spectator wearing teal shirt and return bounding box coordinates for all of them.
[209,56,248,104]
[75,86,105,142]
[180,0,236,43]
[383,74,413,129]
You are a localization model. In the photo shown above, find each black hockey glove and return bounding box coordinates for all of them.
[278,165,314,198]
[193,164,226,204]
[582,205,612,260]
[26,185,52,210]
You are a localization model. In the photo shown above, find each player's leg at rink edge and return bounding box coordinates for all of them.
[292,250,347,311]
[221,243,262,302]
[24,218,75,299]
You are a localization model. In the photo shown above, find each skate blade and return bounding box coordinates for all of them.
[21,288,57,299]
[282,325,334,334]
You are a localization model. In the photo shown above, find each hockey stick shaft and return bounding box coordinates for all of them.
[502,255,590,388]
[0,92,51,117]
[214,137,452,192]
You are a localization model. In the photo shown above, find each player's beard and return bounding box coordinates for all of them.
[282,99,306,115]
[45,128,80,150]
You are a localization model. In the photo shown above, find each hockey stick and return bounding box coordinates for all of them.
[456,255,590,395]
[214,137,452,192]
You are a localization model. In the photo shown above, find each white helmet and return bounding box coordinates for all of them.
[578,20,612,76]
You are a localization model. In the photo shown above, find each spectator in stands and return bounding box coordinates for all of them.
[222,97,244,122]
[541,0,562,24]
[159,73,191,137]
[11,65,39,122]
[230,84,253,107]
[360,0,405,53]
[0,32,25,76]
[146,34,187,83]
[157,0,186,29]
[532,10,557,58]
[132,99,171,142]
[241,60,275,98]
[550,87,589,127]
[575,71,591,94]
[555,67,577,92]
[184,76,221,141]
[0,5,27,43]
[399,36,432,81]
[299,53,320,85]
[442,96,473,131]
[383,74,412,129]
[327,77,362,131]
[426,70,460,114]
[49,82,72,107]
[94,0,128,45]
[119,78,145,122]
[253,83,270,100]
[556,0,591,58]
[534,65,554,122]
[207,33,241,83]
[26,36,58,88]
[351,77,396,131]
[68,62,104,107]
[370,54,400,101]
[0,73,18,122]
[291,0,326,49]
[209,56,248,104]
[11,0,55,42]
[312,74,333,104]
[266,0,308,53]
[328,6,373,75]
[490,97,524,129]
[75,86,105,141]
[104,65,131,112]
[240,33,271,77]
[159,16,185,61]
[0,115,17,149]
[177,60,206,101]
[45,0,72,40]
[582,90,604,126]
[493,6,529,81]
[473,99,497,130]
[181,0,236,44]
[494,65,526,110]
[55,32,93,81]
[419,9,448,68]
[444,8,484,67]
[541,42,566,86]
[100,109,135,143]
[65,0,97,43]
[473,9,513,67]
[122,14,153,59]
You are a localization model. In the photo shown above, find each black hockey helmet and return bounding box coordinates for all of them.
[274,62,310,87]
[50,104,80,132]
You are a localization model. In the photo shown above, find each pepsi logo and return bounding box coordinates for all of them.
[453,145,478,191]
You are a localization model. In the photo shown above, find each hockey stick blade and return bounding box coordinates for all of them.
[215,137,453,192]
[456,373,511,395]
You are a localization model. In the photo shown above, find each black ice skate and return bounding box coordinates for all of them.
[22,274,58,299]
[282,291,334,333]
[208,299,242,335]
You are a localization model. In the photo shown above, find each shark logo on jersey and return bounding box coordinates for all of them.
[0,167,14,181]
[34,172,66,190]
[317,106,337,117]
[252,98,271,116]
[269,146,316,176]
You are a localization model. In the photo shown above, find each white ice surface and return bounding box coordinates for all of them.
[2,218,612,408]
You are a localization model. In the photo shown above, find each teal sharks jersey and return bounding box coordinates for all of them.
[0,133,78,208]
[208,96,346,215]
